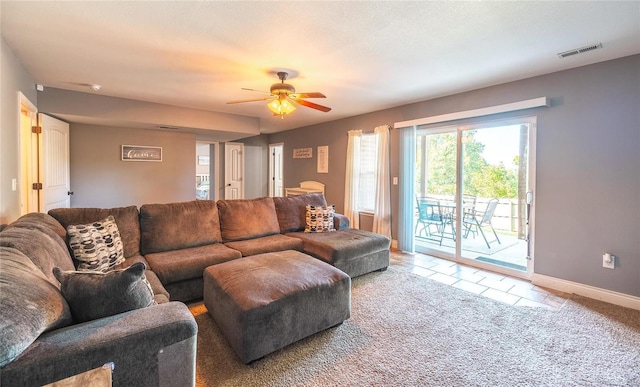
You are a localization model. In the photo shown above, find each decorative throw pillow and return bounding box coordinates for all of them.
[67,215,124,272]
[52,262,155,323]
[305,204,336,233]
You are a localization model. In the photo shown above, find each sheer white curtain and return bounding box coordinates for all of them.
[372,125,391,237]
[344,130,362,229]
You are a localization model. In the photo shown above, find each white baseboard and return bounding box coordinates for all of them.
[532,273,640,311]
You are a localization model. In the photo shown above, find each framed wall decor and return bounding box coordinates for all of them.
[293,148,313,159]
[317,145,328,173]
[121,145,162,162]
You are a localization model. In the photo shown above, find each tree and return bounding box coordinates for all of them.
[417,130,519,199]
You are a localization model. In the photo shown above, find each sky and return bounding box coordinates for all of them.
[472,125,523,167]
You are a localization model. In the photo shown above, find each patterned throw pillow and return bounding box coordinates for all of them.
[305,204,336,233]
[67,215,124,272]
[53,262,155,323]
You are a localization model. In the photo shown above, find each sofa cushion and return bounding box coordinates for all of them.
[273,193,328,233]
[66,215,125,272]
[217,197,280,242]
[49,206,141,258]
[0,247,73,367]
[0,224,75,286]
[145,243,241,285]
[305,204,335,233]
[53,262,155,323]
[288,228,391,266]
[223,234,303,257]
[139,200,222,255]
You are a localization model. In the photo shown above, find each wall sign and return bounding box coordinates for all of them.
[317,145,328,173]
[293,148,313,159]
[121,145,162,162]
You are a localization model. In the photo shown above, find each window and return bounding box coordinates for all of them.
[358,133,378,212]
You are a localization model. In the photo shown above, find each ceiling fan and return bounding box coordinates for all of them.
[227,71,331,118]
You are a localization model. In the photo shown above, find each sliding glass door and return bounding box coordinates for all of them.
[414,118,535,276]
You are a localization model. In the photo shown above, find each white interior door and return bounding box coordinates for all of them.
[269,143,284,197]
[224,142,244,199]
[39,113,70,211]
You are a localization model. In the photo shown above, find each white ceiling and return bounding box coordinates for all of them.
[2,1,639,137]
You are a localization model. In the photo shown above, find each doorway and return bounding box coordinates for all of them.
[196,142,217,200]
[19,93,38,215]
[18,97,71,214]
[269,143,284,197]
[414,117,535,277]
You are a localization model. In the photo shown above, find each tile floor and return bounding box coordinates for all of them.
[390,249,570,309]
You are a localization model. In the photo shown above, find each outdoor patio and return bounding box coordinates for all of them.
[415,233,528,271]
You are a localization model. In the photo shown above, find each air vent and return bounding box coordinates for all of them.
[157,125,180,130]
[557,43,603,58]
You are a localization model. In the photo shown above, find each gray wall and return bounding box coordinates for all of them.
[0,38,38,226]
[270,55,640,297]
[68,124,196,208]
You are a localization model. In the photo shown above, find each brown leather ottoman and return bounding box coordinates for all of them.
[203,250,351,363]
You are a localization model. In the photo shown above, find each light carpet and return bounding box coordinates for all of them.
[191,266,640,386]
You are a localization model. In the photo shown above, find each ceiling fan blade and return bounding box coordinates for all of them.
[291,98,332,112]
[227,97,272,104]
[241,87,271,94]
[291,92,326,99]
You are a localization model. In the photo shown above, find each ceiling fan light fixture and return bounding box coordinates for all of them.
[229,70,330,116]
[267,98,296,117]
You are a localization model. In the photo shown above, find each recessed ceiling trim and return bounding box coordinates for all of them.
[557,43,603,58]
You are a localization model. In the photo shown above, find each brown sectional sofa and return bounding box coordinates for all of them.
[0,213,197,387]
[0,193,390,385]
[53,193,388,303]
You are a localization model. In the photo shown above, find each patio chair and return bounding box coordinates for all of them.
[415,197,446,245]
[463,198,501,249]
[462,194,477,214]
[453,194,477,223]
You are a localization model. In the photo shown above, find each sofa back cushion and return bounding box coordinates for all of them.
[5,212,67,240]
[273,193,328,233]
[139,200,222,255]
[49,206,141,259]
[217,197,280,242]
[1,214,75,286]
[0,247,73,367]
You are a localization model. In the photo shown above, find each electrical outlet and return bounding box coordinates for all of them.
[602,253,615,269]
[12,178,17,191]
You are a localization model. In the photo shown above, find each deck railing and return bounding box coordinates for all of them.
[416,196,524,235]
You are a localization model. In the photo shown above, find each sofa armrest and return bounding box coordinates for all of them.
[0,302,197,387]
[333,213,350,230]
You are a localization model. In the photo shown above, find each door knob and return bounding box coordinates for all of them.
[67,191,74,195]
